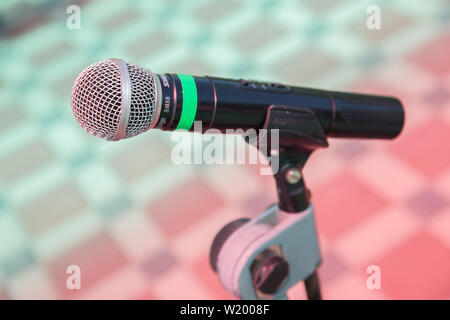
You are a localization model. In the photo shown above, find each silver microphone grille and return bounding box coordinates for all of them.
[71,58,161,141]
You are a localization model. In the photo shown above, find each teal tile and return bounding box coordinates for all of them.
[1,247,34,278]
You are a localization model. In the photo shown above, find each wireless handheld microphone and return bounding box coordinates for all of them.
[71,58,404,141]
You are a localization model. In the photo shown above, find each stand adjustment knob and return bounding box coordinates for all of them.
[251,250,289,296]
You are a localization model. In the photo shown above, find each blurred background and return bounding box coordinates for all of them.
[0,0,449,300]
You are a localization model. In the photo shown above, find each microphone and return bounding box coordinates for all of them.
[71,58,404,141]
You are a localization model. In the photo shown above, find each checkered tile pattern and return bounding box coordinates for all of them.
[0,0,449,300]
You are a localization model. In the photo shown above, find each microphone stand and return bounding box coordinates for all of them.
[210,104,328,300]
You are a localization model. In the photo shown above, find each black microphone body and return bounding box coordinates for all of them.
[156,73,404,139]
[70,59,404,141]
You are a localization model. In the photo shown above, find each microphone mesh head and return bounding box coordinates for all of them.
[71,59,160,141]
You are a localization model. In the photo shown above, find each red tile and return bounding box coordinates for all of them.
[142,250,177,279]
[378,231,450,299]
[390,118,450,178]
[243,162,278,194]
[189,256,235,300]
[147,177,225,238]
[241,191,275,217]
[0,289,9,300]
[46,232,127,298]
[408,33,450,77]
[347,79,406,99]
[314,172,388,240]
[423,86,450,108]
[406,188,448,218]
[318,252,349,284]
[132,290,157,300]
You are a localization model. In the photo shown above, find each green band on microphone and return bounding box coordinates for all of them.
[176,74,198,130]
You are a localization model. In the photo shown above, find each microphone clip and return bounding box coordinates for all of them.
[249,104,329,212]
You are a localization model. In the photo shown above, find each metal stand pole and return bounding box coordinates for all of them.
[304,271,322,300]
[274,154,322,300]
